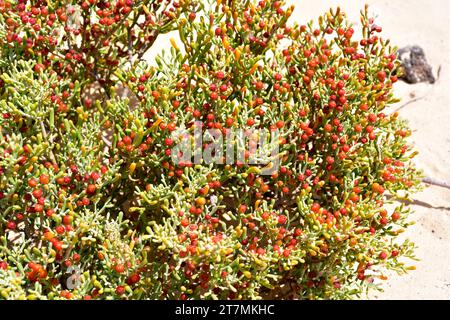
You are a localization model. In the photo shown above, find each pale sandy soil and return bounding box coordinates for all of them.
[146,0,450,299]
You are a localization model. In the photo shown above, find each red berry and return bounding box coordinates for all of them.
[181,218,189,227]
[377,70,387,82]
[115,285,125,295]
[210,92,218,100]
[91,172,100,181]
[115,264,125,273]
[53,241,63,251]
[216,71,225,80]
[391,212,400,221]
[239,205,247,213]
[6,221,16,230]
[278,215,287,225]
[193,110,201,118]
[311,203,320,213]
[32,189,43,199]
[55,225,65,234]
[34,63,45,73]
[165,138,173,146]
[126,273,141,285]
[86,184,96,195]
[122,136,132,146]
[45,209,55,218]
[255,81,264,90]
[294,228,303,237]
[63,215,72,225]
[28,179,38,188]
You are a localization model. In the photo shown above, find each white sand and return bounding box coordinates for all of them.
[146,0,450,299]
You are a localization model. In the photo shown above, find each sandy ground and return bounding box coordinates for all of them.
[146,0,450,299]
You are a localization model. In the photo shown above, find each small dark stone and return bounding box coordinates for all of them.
[398,45,435,84]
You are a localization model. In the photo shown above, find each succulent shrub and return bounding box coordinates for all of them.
[0,0,421,300]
